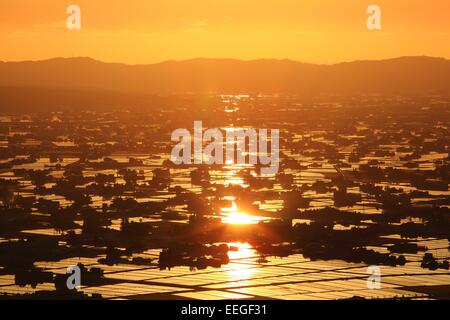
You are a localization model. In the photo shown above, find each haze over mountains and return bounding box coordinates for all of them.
[0,56,449,110]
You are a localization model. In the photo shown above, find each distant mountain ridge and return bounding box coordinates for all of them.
[0,56,449,110]
[1,56,449,95]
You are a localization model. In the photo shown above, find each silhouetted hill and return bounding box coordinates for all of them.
[0,56,449,110]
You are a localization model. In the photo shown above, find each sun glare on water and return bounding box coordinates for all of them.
[221,202,266,225]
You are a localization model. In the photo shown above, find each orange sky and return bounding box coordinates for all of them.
[1,0,449,64]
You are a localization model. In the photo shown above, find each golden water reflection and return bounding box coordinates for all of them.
[221,201,266,224]
[226,242,258,284]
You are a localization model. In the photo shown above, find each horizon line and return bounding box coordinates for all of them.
[1,55,449,67]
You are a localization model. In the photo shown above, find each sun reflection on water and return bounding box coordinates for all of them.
[226,242,258,283]
[221,201,266,224]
